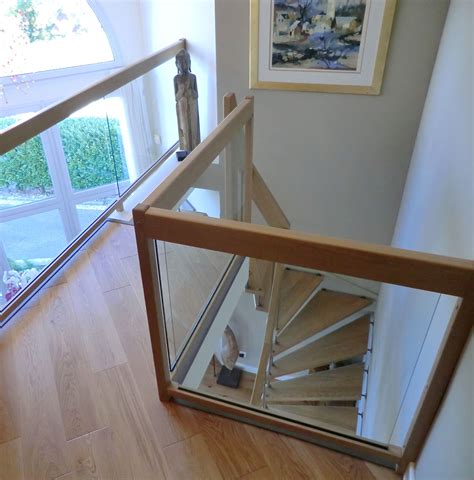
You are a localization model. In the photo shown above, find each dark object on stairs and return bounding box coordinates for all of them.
[176,150,190,161]
[217,366,242,388]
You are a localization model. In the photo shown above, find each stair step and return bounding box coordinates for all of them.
[271,315,370,377]
[274,290,372,355]
[269,405,358,433]
[247,259,274,312]
[277,269,323,330]
[246,258,273,294]
[266,364,364,403]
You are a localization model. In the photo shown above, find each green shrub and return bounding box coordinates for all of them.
[60,116,128,190]
[0,116,128,192]
[0,117,52,192]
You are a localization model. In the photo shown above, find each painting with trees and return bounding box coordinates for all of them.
[271,0,368,71]
[250,0,396,94]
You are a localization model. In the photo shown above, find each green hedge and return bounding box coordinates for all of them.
[0,116,128,192]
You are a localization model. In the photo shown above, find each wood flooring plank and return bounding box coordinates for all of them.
[93,364,166,479]
[0,438,24,480]
[284,435,379,480]
[162,434,223,480]
[104,285,202,448]
[64,250,127,373]
[0,329,20,444]
[246,425,316,479]
[12,306,71,480]
[120,254,147,312]
[239,466,274,480]
[68,427,130,480]
[55,473,77,480]
[40,285,101,441]
[87,224,130,293]
[2,223,400,480]
[68,431,100,480]
[108,222,138,259]
[199,416,267,478]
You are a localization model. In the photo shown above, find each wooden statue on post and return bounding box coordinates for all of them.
[174,49,200,159]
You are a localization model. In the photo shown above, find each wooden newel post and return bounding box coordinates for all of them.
[174,49,201,160]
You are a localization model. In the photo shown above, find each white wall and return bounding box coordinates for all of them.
[215,0,449,244]
[363,0,473,467]
[138,0,217,152]
[416,335,473,480]
[229,292,267,371]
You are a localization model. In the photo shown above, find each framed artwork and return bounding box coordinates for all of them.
[250,0,397,95]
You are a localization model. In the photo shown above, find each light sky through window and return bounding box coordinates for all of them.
[0,0,114,78]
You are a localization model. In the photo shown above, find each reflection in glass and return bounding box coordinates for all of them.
[76,196,117,231]
[158,240,232,367]
[0,209,67,307]
[59,98,129,193]
[166,253,456,448]
[0,114,54,210]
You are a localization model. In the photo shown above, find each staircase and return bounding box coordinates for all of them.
[249,264,376,436]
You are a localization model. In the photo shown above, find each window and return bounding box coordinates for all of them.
[0,1,126,309]
[0,0,115,79]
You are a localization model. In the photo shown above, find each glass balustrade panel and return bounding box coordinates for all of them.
[166,251,458,450]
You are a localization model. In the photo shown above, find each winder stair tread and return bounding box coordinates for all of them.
[246,259,274,312]
[276,269,324,330]
[266,363,364,403]
[271,315,370,377]
[274,290,372,355]
[269,405,359,433]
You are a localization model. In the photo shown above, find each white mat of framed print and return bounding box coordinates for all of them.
[250,0,397,94]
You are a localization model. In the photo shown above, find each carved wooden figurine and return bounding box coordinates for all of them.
[174,49,201,152]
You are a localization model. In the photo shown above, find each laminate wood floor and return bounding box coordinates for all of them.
[0,222,400,480]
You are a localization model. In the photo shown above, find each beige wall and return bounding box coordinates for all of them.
[215,0,449,244]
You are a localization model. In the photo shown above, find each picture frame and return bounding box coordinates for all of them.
[250,0,397,95]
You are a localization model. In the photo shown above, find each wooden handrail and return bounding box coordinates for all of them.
[141,208,473,297]
[0,39,185,154]
[143,97,254,209]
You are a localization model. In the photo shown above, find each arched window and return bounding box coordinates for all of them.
[0,0,118,80]
[0,1,130,310]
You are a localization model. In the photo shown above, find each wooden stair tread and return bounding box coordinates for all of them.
[275,290,372,355]
[246,258,273,294]
[266,364,364,403]
[277,269,323,330]
[271,315,370,377]
[247,259,274,312]
[269,405,358,433]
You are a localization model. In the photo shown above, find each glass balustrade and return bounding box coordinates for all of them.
[0,43,183,316]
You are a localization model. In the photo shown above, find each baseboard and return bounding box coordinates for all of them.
[403,462,416,480]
